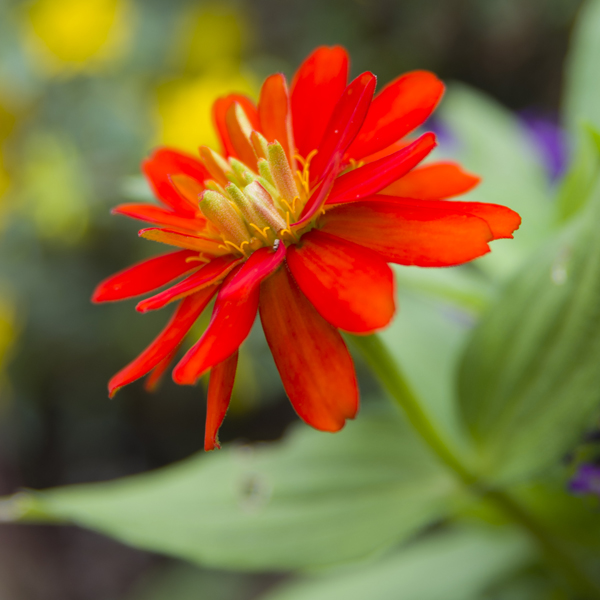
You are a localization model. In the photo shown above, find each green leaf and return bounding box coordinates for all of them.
[563,0,600,142]
[4,413,457,571]
[261,527,533,600]
[458,176,600,483]
[438,84,553,278]
[556,124,600,221]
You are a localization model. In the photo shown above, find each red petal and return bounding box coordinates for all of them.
[258,73,295,163]
[347,71,444,160]
[138,228,229,255]
[321,198,497,267]
[220,242,286,299]
[293,156,341,229]
[136,255,243,313]
[144,348,178,392]
[382,162,480,200]
[290,46,349,158]
[112,203,206,232]
[259,266,358,431]
[205,352,238,451]
[172,246,284,385]
[108,289,216,397]
[444,200,522,239]
[287,231,395,333]
[92,250,201,303]
[309,72,377,186]
[212,94,260,158]
[327,133,436,205]
[143,148,209,215]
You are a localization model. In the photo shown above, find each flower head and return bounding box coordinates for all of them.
[93,46,521,450]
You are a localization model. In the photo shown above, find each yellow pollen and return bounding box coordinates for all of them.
[185,254,212,264]
[219,240,251,257]
[249,222,272,241]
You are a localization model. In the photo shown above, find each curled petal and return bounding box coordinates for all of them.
[112,203,206,232]
[139,228,229,255]
[287,231,395,333]
[260,266,358,431]
[327,133,436,205]
[291,46,349,159]
[108,289,216,397]
[347,70,444,160]
[321,197,499,267]
[205,352,239,451]
[143,148,209,215]
[136,255,243,313]
[382,162,481,200]
[92,250,201,303]
[259,73,295,163]
[173,246,285,384]
[212,94,260,159]
[309,72,377,186]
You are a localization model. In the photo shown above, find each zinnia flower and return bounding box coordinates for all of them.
[93,46,520,450]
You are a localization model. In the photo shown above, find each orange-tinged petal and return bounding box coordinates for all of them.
[224,102,259,171]
[287,231,395,333]
[136,255,243,313]
[138,227,229,255]
[258,73,295,163]
[321,198,496,267]
[327,133,436,205]
[143,148,209,215]
[260,266,358,431]
[291,46,349,158]
[92,250,201,303]
[205,352,238,451]
[108,289,216,397]
[112,203,206,232]
[309,72,376,186]
[212,94,260,159]
[347,71,444,160]
[173,246,284,385]
[382,162,481,200]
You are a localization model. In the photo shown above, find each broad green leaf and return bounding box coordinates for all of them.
[563,0,600,141]
[2,413,457,571]
[458,176,600,483]
[556,124,600,221]
[261,526,533,600]
[438,85,552,278]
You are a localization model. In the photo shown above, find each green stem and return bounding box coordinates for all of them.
[349,333,600,600]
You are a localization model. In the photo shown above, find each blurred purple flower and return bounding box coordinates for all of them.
[519,110,569,182]
[570,463,600,496]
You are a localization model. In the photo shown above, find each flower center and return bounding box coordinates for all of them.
[197,132,317,257]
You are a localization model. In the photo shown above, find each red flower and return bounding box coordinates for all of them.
[93,46,520,450]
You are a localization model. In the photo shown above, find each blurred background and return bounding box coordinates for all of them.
[0,0,585,598]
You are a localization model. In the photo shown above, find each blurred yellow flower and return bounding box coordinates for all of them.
[20,133,90,242]
[175,5,246,74]
[0,299,15,409]
[24,0,132,75]
[155,3,256,152]
[156,74,257,152]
